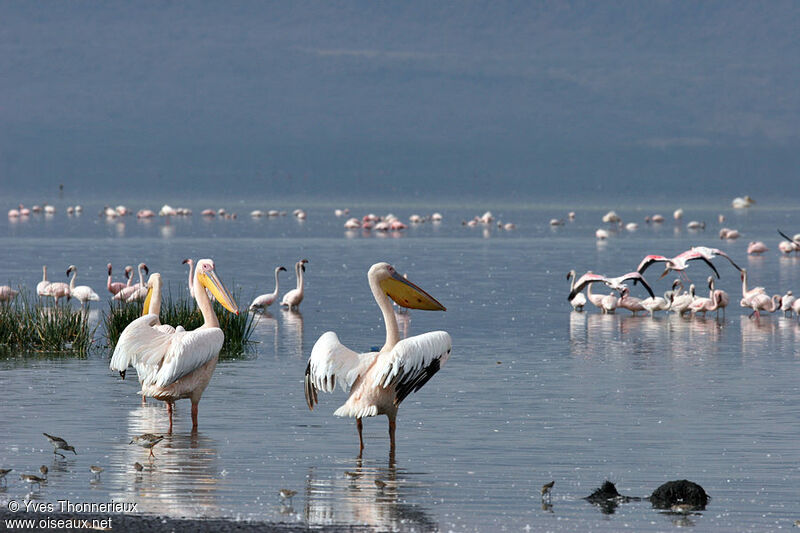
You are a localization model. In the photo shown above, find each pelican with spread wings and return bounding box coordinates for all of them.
[110,259,239,431]
[304,262,451,456]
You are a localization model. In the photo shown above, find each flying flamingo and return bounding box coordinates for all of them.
[107,264,133,295]
[110,259,239,431]
[566,270,587,312]
[304,262,450,456]
[567,271,655,302]
[690,246,742,272]
[281,259,308,310]
[250,266,287,311]
[66,265,100,307]
[637,250,720,280]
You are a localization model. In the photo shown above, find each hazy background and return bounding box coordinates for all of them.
[1,1,798,203]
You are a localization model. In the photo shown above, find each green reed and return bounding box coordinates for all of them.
[103,284,256,356]
[0,290,95,355]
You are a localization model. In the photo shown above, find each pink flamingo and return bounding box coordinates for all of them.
[107,264,133,295]
[637,250,721,279]
[36,265,51,301]
[585,278,606,311]
[113,263,148,301]
[740,268,766,302]
[747,241,768,255]
[0,285,19,303]
[708,277,729,317]
[618,287,646,316]
[741,293,781,319]
[568,271,655,302]
[47,277,71,305]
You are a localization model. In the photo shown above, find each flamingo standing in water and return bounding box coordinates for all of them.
[707,277,729,317]
[46,274,71,305]
[110,260,239,431]
[36,265,51,301]
[66,265,100,307]
[739,268,766,303]
[566,270,587,312]
[304,262,450,456]
[107,264,133,296]
[780,291,795,317]
[641,291,673,317]
[281,259,308,310]
[747,242,768,255]
[250,266,287,311]
[669,281,695,316]
[741,293,781,319]
[617,287,646,316]
[113,263,149,302]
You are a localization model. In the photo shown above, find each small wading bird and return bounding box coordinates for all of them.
[129,434,165,458]
[43,433,76,457]
[305,262,451,457]
[20,473,46,488]
[110,259,239,431]
[0,468,11,485]
[281,259,308,310]
[250,266,287,310]
[567,271,655,303]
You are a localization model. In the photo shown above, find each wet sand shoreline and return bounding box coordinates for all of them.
[0,510,371,532]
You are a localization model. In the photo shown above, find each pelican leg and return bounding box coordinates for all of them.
[388,415,396,456]
[191,402,199,431]
[356,418,364,456]
[167,402,174,433]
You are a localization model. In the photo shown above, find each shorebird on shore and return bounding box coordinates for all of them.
[90,465,104,478]
[0,468,11,485]
[43,432,77,457]
[129,434,165,458]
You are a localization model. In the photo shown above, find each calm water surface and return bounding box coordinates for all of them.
[1,199,800,531]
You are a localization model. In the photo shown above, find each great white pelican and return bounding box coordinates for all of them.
[304,262,451,456]
[110,259,239,431]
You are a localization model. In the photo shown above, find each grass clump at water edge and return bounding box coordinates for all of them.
[103,285,256,356]
[0,290,95,355]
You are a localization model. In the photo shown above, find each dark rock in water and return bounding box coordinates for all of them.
[584,481,640,514]
[649,479,709,510]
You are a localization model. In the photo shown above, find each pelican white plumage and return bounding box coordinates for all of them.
[114,263,149,301]
[281,259,308,310]
[566,270,586,312]
[110,259,239,431]
[305,262,451,456]
[66,265,100,307]
[250,266,287,311]
[36,265,51,301]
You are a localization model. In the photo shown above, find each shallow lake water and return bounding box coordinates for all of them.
[1,198,800,531]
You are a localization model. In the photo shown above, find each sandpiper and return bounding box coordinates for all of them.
[133,462,144,472]
[278,489,297,504]
[20,473,46,488]
[43,433,77,458]
[344,471,361,479]
[541,480,555,501]
[90,465,104,477]
[0,468,11,485]
[129,434,165,458]
[374,479,387,490]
